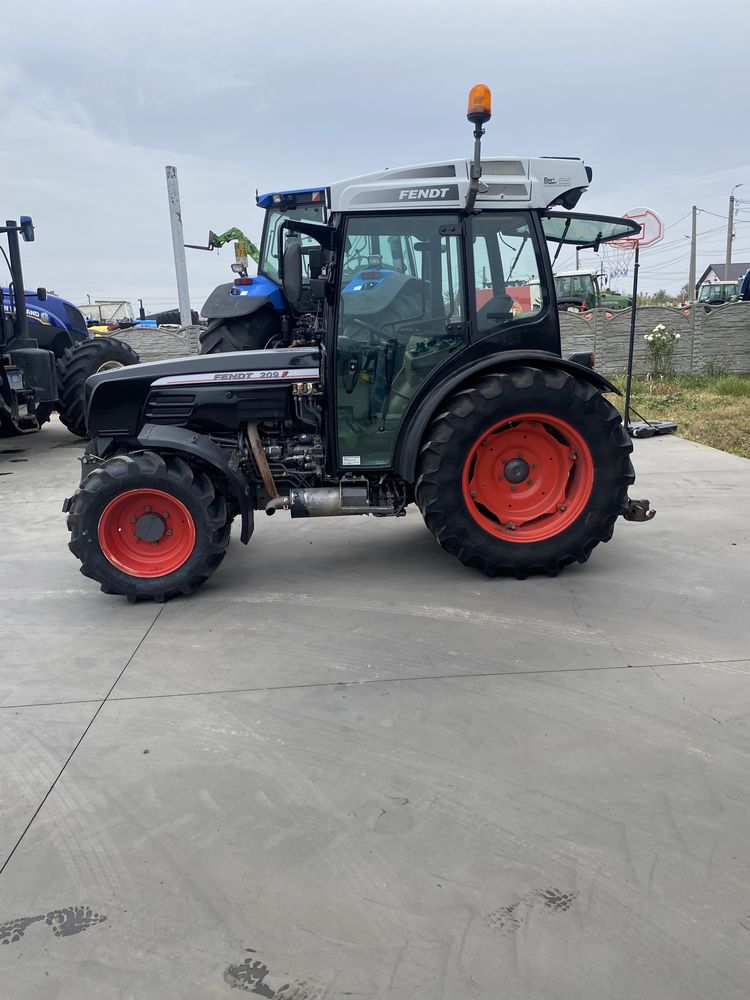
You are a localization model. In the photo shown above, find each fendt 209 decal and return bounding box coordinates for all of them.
[152,368,320,387]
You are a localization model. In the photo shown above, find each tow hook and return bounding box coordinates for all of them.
[623,498,656,522]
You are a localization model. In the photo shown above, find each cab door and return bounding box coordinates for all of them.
[334,213,467,469]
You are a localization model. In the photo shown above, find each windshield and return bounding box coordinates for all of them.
[555,274,596,300]
[699,283,736,302]
[259,204,325,281]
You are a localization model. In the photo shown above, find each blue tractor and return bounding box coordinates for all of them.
[198,188,328,353]
[1,216,138,436]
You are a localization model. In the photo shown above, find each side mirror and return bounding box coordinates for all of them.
[36,287,47,301]
[282,238,303,307]
[19,216,35,242]
[230,262,246,274]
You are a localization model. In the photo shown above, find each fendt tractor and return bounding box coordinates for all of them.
[1,217,138,437]
[64,85,655,602]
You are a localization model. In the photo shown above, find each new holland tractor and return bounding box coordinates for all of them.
[1,217,138,436]
[64,84,655,602]
[197,192,327,354]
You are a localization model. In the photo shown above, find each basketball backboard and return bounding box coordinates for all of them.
[610,207,663,248]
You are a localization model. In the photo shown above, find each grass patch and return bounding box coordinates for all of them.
[608,373,750,459]
[713,375,750,398]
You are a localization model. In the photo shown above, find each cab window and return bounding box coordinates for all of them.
[260,204,325,281]
[470,213,545,333]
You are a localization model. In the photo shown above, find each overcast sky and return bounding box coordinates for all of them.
[2,0,749,309]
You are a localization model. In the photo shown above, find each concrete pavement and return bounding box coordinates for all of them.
[0,419,749,999]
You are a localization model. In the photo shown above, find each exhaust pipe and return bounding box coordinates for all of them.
[266,484,372,518]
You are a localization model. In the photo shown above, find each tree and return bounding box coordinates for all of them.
[637,288,680,306]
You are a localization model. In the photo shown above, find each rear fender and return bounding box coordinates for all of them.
[393,350,620,482]
[85,425,255,543]
[201,276,285,320]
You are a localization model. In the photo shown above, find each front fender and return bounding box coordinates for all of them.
[393,350,620,483]
[136,424,254,542]
[82,426,254,543]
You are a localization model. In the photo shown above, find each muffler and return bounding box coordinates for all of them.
[266,484,371,518]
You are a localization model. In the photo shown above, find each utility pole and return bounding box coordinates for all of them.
[725,196,735,280]
[688,205,697,301]
[165,166,192,328]
[725,184,743,280]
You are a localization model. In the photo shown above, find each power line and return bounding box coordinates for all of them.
[663,211,691,231]
[696,207,729,220]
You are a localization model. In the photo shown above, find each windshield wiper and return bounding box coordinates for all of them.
[550,218,572,268]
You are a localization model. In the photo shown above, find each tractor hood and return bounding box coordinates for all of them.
[86,347,320,438]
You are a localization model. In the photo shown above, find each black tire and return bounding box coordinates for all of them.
[67,451,231,602]
[198,312,279,354]
[57,338,140,438]
[415,366,634,579]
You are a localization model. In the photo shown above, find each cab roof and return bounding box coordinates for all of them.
[329,156,591,213]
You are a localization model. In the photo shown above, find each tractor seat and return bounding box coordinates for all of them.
[476,292,514,332]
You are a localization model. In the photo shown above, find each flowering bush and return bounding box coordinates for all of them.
[644,323,680,376]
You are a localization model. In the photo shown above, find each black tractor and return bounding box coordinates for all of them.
[1,217,138,437]
[64,85,654,602]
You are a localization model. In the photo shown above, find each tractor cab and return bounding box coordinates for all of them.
[697,281,739,306]
[255,188,328,283]
[278,155,639,470]
[554,270,600,312]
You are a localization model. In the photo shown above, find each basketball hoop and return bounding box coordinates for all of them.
[614,207,671,439]
[602,206,663,286]
[602,243,635,282]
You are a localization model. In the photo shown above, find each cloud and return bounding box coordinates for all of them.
[3,0,749,299]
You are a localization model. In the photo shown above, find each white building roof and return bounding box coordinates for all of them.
[329,156,591,213]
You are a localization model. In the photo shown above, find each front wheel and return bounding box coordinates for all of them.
[416,366,634,578]
[67,451,231,601]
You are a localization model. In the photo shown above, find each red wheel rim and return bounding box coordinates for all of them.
[461,412,594,543]
[98,489,196,577]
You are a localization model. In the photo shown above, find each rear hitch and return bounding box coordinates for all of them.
[623,497,656,522]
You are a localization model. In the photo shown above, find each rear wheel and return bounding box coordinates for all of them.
[198,312,278,354]
[67,451,231,602]
[57,338,140,438]
[416,366,634,578]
